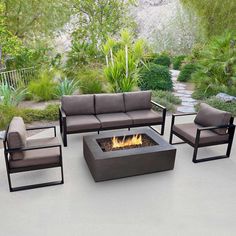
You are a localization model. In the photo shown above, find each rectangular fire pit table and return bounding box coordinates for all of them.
[83,127,176,182]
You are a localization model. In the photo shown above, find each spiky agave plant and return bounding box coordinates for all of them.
[55,78,80,97]
[0,82,27,107]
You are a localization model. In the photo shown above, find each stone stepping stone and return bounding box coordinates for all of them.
[180,97,196,102]
[177,106,196,113]
[181,101,197,107]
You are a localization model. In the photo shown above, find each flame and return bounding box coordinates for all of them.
[112,134,142,149]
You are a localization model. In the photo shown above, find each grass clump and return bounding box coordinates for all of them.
[152,90,181,112]
[0,104,59,130]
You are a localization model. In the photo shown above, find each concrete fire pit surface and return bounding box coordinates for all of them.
[83,128,176,181]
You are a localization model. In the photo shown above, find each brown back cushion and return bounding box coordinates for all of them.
[124,91,152,112]
[62,95,95,115]
[95,93,125,114]
[194,103,232,135]
[7,117,26,160]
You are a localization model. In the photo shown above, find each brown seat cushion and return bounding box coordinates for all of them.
[66,115,101,132]
[95,93,125,114]
[126,110,163,125]
[194,103,232,135]
[124,91,152,112]
[96,113,132,128]
[7,117,26,160]
[173,123,229,145]
[61,95,95,115]
[9,137,60,168]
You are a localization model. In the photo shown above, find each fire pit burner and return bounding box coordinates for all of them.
[97,133,158,152]
[83,128,176,182]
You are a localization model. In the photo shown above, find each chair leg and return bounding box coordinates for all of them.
[161,123,165,135]
[61,166,64,184]
[169,130,173,144]
[63,131,67,147]
[7,171,13,192]
[192,144,199,163]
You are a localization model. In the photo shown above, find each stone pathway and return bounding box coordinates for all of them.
[170,70,197,113]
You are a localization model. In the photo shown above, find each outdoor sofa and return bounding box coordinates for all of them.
[59,91,166,146]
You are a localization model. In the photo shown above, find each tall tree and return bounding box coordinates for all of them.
[2,0,72,40]
[180,0,236,38]
[72,0,135,49]
[0,2,22,67]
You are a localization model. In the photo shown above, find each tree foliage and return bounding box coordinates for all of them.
[71,0,135,52]
[0,2,22,64]
[2,0,72,40]
[180,0,236,38]
[192,32,236,98]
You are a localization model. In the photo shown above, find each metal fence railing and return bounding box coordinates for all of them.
[0,67,35,87]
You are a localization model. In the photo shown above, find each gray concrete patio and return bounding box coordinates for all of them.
[0,115,236,236]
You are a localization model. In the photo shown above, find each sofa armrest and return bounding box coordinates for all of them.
[151,100,166,110]
[59,107,66,118]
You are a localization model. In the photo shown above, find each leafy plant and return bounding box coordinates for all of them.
[55,78,79,97]
[139,63,173,91]
[77,66,106,94]
[103,30,147,92]
[28,70,57,101]
[0,82,27,106]
[177,63,198,82]
[192,32,236,98]
[0,104,59,130]
[172,55,186,70]
[153,54,171,67]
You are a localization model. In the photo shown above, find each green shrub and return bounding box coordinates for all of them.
[28,70,57,101]
[0,82,28,106]
[172,55,186,70]
[0,104,59,130]
[24,104,59,122]
[177,63,198,82]
[153,54,171,67]
[152,90,181,112]
[139,63,173,91]
[55,78,80,97]
[0,105,25,130]
[191,32,236,99]
[77,67,105,94]
[195,97,236,116]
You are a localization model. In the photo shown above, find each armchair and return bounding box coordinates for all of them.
[3,117,64,192]
[169,103,235,163]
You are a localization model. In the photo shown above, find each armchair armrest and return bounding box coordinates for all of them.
[26,126,56,137]
[6,144,61,153]
[197,124,235,132]
[171,112,197,130]
[172,112,197,117]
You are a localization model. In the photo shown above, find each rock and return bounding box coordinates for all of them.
[216,93,236,102]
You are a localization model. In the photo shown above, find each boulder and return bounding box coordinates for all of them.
[216,93,236,102]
